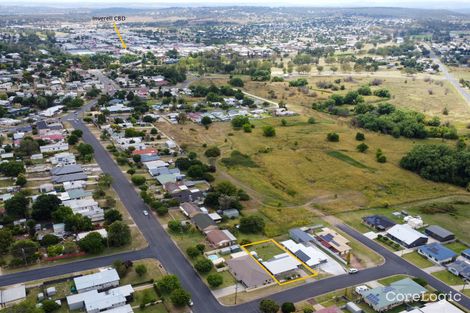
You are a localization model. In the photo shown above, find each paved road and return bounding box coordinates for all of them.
[426,44,470,104]
[0,103,468,312]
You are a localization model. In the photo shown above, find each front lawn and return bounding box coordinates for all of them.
[432,270,465,286]
[402,251,434,268]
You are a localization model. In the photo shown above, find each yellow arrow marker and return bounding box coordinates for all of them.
[113,22,127,49]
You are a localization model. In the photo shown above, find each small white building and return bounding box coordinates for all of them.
[40,142,69,154]
[73,268,120,293]
[0,285,26,306]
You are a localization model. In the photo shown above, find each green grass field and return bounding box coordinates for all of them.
[432,270,465,286]
[402,251,434,268]
[378,275,410,285]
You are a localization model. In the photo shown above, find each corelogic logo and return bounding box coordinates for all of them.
[385,291,462,303]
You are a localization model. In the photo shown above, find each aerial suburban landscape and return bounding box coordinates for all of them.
[0,1,469,313]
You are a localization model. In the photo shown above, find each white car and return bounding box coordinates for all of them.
[188,299,194,307]
[348,268,359,274]
[143,210,149,216]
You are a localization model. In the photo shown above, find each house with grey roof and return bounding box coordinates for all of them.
[289,228,314,243]
[447,260,470,280]
[50,164,83,176]
[424,225,455,242]
[191,213,217,232]
[227,255,274,290]
[0,285,26,306]
[52,172,88,183]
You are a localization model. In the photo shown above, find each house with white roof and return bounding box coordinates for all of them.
[62,198,104,222]
[0,285,26,306]
[50,152,76,166]
[73,268,120,293]
[386,224,428,248]
[261,253,301,277]
[281,239,328,268]
[40,142,69,154]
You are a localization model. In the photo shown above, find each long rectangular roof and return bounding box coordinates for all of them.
[386,224,428,245]
[74,268,120,291]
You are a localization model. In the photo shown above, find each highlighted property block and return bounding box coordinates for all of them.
[241,239,318,286]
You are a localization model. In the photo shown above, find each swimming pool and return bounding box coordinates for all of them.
[207,254,218,261]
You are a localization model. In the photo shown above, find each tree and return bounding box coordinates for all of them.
[356,143,369,153]
[187,165,205,179]
[229,77,244,87]
[104,209,122,225]
[308,117,315,124]
[98,173,113,189]
[262,125,276,137]
[0,161,25,177]
[281,302,296,313]
[239,215,265,233]
[78,232,104,254]
[201,116,212,127]
[215,181,238,196]
[42,299,60,313]
[170,288,191,307]
[232,116,250,128]
[71,129,83,138]
[15,174,27,187]
[376,149,387,163]
[52,206,73,223]
[65,214,93,233]
[186,246,201,258]
[41,234,60,247]
[5,193,29,218]
[68,134,79,145]
[0,229,13,254]
[135,264,147,277]
[207,273,223,288]
[107,221,131,247]
[32,194,62,221]
[168,220,182,233]
[355,132,365,141]
[131,174,146,186]
[326,132,339,142]
[10,239,39,262]
[77,143,94,156]
[157,275,181,294]
[205,146,221,158]
[259,299,280,313]
[113,259,131,277]
[16,137,39,157]
[194,258,213,273]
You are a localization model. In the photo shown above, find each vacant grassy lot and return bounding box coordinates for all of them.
[445,242,469,254]
[378,274,410,285]
[402,251,434,268]
[432,270,465,286]
[246,241,285,260]
[217,116,461,212]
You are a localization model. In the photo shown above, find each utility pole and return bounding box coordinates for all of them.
[234,283,238,305]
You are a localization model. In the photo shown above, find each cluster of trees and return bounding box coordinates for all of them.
[175,153,215,181]
[289,78,308,87]
[155,274,191,307]
[204,181,249,212]
[400,144,470,187]
[259,299,297,313]
[352,103,458,139]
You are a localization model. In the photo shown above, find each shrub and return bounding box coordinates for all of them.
[131,175,146,186]
[326,132,339,142]
[355,132,365,141]
[262,126,276,137]
[356,143,369,153]
[308,117,315,124]
[194,258,213,273]
[207,273,223,288]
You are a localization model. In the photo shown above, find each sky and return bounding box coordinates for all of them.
[2,0,470,9]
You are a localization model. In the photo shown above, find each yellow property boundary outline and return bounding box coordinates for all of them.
[241,239,318,286]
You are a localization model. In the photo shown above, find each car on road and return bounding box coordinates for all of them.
[188,299,194,306]
[143,210,149,216]
[348,268,358,274]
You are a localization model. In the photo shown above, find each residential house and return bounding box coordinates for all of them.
[316,227,351,255]
[447,260,470,281]
[40,142,69,153]
[289,228,314,243]
[403,300,464,313]
[360,278,427,312]
[462,249,470,260]
[281,239,328,268]
[63,180,87,191]
[205,229,237,248]
[73,268,120,293]
[179,202,201,218]
[77,229,108,241]
[62,198,104,222]
[52,173,88,184]
[67,285,133,312]
[50,152,76,166]
[0,285,26,307]
[363,215,396,231]
[50,164,83,176]
[417,243,457,264]
[164,182,204,203]
[424,225,455,242]
[191,213,217,232]
[227,254,274,290]
[261,253,301,278]
[386,224,428,248]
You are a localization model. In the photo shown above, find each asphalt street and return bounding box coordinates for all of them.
[0,103,468,312]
